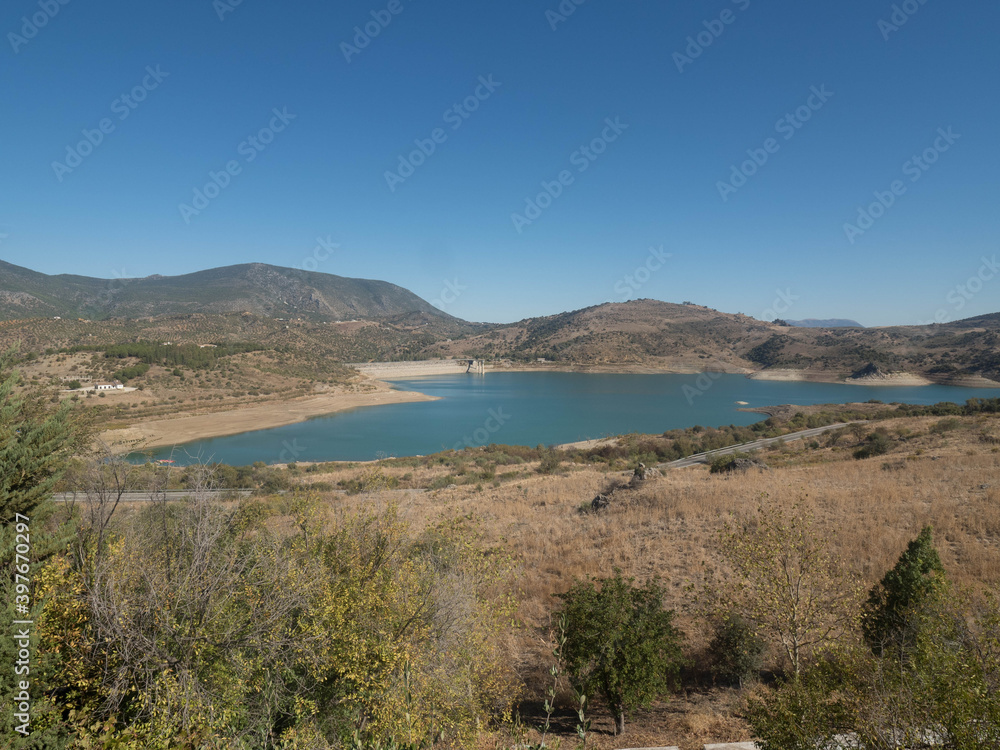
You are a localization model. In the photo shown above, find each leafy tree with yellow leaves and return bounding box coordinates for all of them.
[710,502,861,678]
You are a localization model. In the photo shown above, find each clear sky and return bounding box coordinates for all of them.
[2,0,998,325]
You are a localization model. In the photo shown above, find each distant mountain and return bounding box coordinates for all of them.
[429,299,783,368]
[426,299,1000,383]
[3,262,998,383]
[784,318,864,328]
[0,261,450,322]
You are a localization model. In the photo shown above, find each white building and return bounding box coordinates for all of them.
[94,381,124,391]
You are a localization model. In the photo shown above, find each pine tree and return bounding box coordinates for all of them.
[1,348,76,744]
[1,349,75,520]
[861,526,947,657]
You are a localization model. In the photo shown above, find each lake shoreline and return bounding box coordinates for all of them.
[119,366,998,458]
[104,382,439,450]
[362,361,1000,388]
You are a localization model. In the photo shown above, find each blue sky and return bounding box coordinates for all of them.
[2,0,998,325]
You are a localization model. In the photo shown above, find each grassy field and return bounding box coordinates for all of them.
[50,405,1000,748]
[264,411,1000,748]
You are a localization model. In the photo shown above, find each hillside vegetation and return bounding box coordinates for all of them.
[8,349,1000,748]
[0,260,457,322]
[429,299,1000,384]
[2,261,999,385]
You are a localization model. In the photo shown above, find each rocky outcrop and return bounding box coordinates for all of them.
[629,462,661,487]
[846,363,932,386]
[718,457,769,474]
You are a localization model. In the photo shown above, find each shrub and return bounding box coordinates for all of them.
[853,431,891,459]
[929,417,962,434]
[113,362,150,381]
[555,571,684,735]
[709,613,766,686]
[536,451,561,474]
[861,526,947,657]
[427,474,457,490]
[709,451,750,473]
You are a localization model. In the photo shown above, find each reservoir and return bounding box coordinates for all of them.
[147,373,999,465]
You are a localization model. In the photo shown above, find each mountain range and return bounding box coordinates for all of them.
[0,260,446,322]
[1,261,998,384]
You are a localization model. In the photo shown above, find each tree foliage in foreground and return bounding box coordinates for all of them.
[30,491,518,748]
[709,502,861,678]
[0,348,76,520]
[555,571,684,736]
[862,525,947,657]
[1,350,79,747]
[747,531,1000,749]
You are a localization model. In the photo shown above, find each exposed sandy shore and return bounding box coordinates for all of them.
[745,368,982,387]
[937,375,1000,389]
[363,360,997,390]
[747,369,843,383]
[555,436,621,451]
[351,360,474,378]
[103,385,438,450]
[843,372,933,386]
[357,359,752,378]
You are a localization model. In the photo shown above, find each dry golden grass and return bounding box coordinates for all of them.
[318,413,1000,748]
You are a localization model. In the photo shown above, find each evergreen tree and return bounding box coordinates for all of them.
[1,349,75,520]
[1,349,76,746]
[861,526,947,657]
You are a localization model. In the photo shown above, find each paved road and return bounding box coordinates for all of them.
[53,489,254,503]
[52,488,429,503]
[657,422,860,470]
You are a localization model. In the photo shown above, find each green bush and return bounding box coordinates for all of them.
[861,526,947,657]
[929,417,962,434]
[555,571,684,735]
[536,451,561,474]
[709,451,750,473]
[853,431,891,459]
[709,613,765,686]
[427,474,457,490]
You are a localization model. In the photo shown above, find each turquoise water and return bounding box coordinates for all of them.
[146,373,999,465]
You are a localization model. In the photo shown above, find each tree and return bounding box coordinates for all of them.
[747,589,1000,749]
[555,571,684,735]
[709,612,766,686]
[710,503,861,677]
[861,526,948,657]
[853,429,892,459]
[0,349,77,745]
[0,348,75,519]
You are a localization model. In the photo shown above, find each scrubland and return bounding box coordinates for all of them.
[32,403,1000,749]
[310,412,1000,748]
